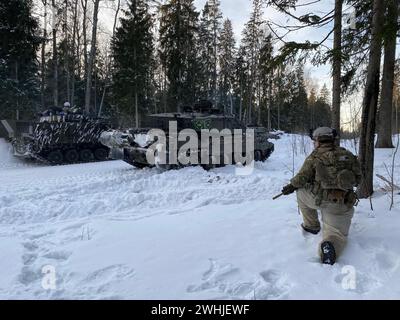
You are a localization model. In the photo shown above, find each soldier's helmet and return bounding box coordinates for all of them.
[312,127,337,142]
[63,101,71,108]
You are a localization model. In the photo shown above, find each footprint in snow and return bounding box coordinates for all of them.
[187,259,250,298]
[28,231,55,240]
[375,251,400,272]
[255,270,291,300]
[59,222,87,232]
[22,253,38,265]
[43,250,72,261]
[18,266,42,285]
[66,264,136,298]
[81,264,135,284]
[22,241,39,251]
[187,259,291,300]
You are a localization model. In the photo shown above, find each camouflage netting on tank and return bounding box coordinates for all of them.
[34,121,108,151]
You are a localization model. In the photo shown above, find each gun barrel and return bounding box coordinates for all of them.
[272,193,284,200]
[99,130,133,149]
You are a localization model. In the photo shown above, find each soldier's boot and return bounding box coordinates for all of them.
[320,241,336,265]
[301,223,320,235]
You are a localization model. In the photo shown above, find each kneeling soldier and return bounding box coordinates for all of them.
[282,127,361,265]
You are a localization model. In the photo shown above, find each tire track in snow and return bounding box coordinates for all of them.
[1,162,286,224]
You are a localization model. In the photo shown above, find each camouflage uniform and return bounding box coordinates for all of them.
[290,141,361,260]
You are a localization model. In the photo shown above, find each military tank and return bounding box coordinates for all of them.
[1,107,112,164]
[100,100,274,169]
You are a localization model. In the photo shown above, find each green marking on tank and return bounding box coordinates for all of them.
[192,119,212,130]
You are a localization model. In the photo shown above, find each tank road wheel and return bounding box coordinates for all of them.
[47,150,64,164]
[264,146,274,160]
[254,150,263,162]
[132,161,148,169]
[64,149,79,163]
[201,164,215,171]
[79,149,94,162]
[94,147,109,161]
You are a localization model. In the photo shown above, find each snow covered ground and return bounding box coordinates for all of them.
[0,135,399,300]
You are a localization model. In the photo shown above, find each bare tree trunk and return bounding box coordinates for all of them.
[239,80,243,121]
[52,0,59,107]
[98,86,106,117]
[15,62,19,120]
[94,72,97,112]
[64,0,70,104]
[257,78,261,126]
[376,0,398,148]
[76,5,82,79]
[176,0,182,111]
[277,67,281,131]
[163,70,167,113]
[98,0,120,116]
[357,0,385,199]
[268,73,272,131]
[135,92,139,128]
[390,97,399,210]
[213,9,218,104]
[331,0,342,142]
[84,0,100,114]
[81,0,88,79]
[248,63,255,125]
[112,0,121,37]
[41,0,48,109]
[229,87,233,114]
[70,0,78,106]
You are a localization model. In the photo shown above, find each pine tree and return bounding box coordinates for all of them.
[240,0,265,124]
[308,86,331,129]
[233,48,249,121]
[159,0,200,110]
[208,0,222,103]
[308,87,317,129]
[314,95,332,128]
[341,0,373,94]
[258,33,273,127]
[282,63,308,132]
[0,0,40,120]
[218,18,236,111]
[198,0,222,102]
[319,84,330,105]
[293,64,309,132]
[198,2,214,99]
[112,0,154,127]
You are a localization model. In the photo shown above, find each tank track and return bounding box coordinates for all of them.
[28,143,110,165]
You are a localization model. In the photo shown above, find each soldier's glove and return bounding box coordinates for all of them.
[282,184,297,195]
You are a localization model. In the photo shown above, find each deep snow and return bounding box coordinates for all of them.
[0,135,399,299]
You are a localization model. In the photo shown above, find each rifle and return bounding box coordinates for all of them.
[272,193,284,200]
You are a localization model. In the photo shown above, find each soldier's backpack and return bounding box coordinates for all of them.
[314,147,358,191]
